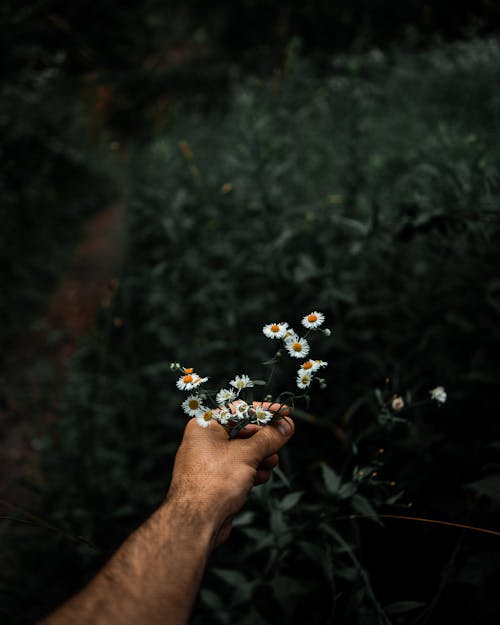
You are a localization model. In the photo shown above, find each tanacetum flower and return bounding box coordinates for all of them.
[263,322,289,339]
[191,376,208,388]
[230,374,254,392]
[285,336,310,359]
[233,401,250,421]
[216,388,236,406]
[297,372,312,389]
[196,408,215,428]
[430,386,447,404]
[391,396,405,412]
[299,359,327,373]
[216,407,231,425]
[176,373,199,391]
[314,359,328,369]
[254,406,273,424]
[301,311,325,329]
[182,395,205,416]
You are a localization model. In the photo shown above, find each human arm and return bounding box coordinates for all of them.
[40,405,294,625]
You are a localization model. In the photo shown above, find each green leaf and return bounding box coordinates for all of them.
[232,511,254,527]
[351,494,383,525]
[278,491,304,511]
[212,567,248,588]
[273,466,292,489]
[338,482,357,499]
[321,463,341,495]
[466,475,500,512]
[385,601,426,614]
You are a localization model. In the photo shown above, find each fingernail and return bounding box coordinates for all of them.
[277,419,291,436]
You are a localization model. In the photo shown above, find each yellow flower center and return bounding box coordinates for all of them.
[183,375,193,383]
[302,361,313,370]
[292,342,302,352]
[271,324,280,332]
[307,314,318,323]
[184,367,194,374]
[203,411,212,421]
[188,399,198,409]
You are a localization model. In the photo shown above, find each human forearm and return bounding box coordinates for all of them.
[40,498,215,625]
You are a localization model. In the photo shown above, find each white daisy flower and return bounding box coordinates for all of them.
[430,386,447,404]
[233,401,250,421]
[299,359,324,373]
[176,373,199,391]
[296,372,312,390]
[314,359,328,369]
[216,388,236,406]
[195,408,215,428]
[285,336,310,359]
[301,311,325,329]
[230,374,254,393]
[283,328,297,341]
[263,322,289,339]
[182,395,205,416]
[254,406,273,424]
[191,376,208,388]
[216,407,231,425]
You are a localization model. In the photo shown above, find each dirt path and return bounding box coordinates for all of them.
[0,202,126,506]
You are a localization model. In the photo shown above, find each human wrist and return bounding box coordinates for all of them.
[157,490,224,548]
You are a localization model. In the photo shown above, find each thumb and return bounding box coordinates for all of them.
[241,417,295,465]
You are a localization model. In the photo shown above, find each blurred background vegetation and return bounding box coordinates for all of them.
[1,1,500,624]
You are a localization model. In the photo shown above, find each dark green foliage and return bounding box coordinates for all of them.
[2,38,500,624]
[0,5,117,358]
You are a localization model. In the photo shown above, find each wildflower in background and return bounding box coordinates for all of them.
[297,372,312,389]
[216,388,236,406]
[391,396,405,412]
[182,395,205,416]
[263,322,289,339]
[196,408,214,428]
[230,374,254,392]
[285,336,310,358]
[430,386,447,404]
[302,311,325,329]
[255,406,273,424]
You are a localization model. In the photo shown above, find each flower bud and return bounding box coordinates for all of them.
[391,396,405,412]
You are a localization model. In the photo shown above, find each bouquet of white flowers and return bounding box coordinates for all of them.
[171,311,331,437]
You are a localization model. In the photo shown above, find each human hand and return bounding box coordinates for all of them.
[166,403,294,547]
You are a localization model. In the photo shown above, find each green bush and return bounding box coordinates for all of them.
[0,55,117,358]
[2,38,500,624]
